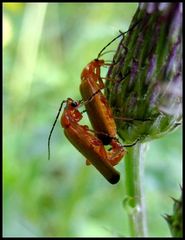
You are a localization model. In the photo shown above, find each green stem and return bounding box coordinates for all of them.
[124,143,148,237]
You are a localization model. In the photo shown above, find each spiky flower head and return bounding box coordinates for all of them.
[164,193,182,237]
[105,3,182,143]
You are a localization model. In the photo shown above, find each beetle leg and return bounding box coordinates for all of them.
[86,159,91,165]
[107,139,127,166]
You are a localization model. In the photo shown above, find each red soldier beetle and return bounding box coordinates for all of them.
[80,66,128,167]
[48,98,123,184]
[80,19,141,147]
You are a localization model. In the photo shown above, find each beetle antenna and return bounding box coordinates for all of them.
[97,33,123,59]
[97,18,142,59]
[98,50,116,58]
[48,100,66,160]
[81,89,101,106]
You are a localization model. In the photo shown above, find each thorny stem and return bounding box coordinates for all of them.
[124,143,148,237]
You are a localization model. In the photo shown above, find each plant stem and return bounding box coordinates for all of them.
[124,143,148,237]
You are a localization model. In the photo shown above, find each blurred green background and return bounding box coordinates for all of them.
[3,3,182,237]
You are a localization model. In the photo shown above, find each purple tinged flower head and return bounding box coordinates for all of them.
[105,3,182,143]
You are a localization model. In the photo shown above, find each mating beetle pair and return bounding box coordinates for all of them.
[48,21,140,184]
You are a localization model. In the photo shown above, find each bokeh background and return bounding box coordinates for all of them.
[3,3,182,237]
